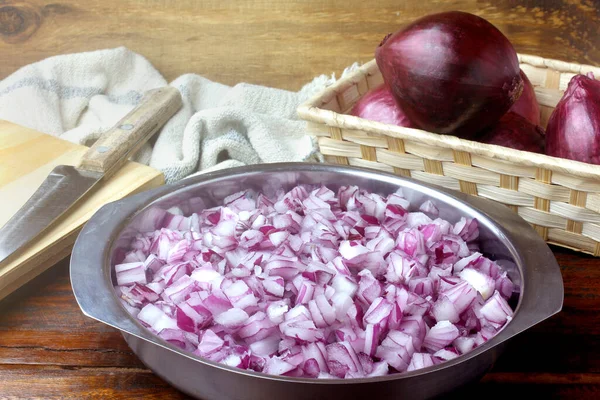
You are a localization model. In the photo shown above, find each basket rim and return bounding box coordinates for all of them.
[297,54,600,181]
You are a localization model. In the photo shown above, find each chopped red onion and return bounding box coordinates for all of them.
[115,184,516,379]
[480,291,514,329]
[419,200,439,217]
[223,280,258,310]
[120,283,160,307]
[214,308,249,328]
[356,270,382,305]
[264,356,296,376]
[385,252,417,284]
[495,271,515,300]
[326,341,362,378]
[364,323,382,356]
[433,348,459,361]
[363,297,394,328]
[158,328,194,350]
[423,321,460,352]
[138,303,178,332]
[238,312,276,343]
[398,315,426,350]
[262,276,285,297]
[162,275,196,304]
[266,300,289,324]
[115,262,148,286]
[176,301,212,332]
[143,254,165,273]
[196,329,224,357]
[331,292,353,321]
[408,277,434,297]
[376,330,415,372]
[432,296,460,324]
[453,336,476,354]
[407,352,436,371]
[441,280,478,314]
[302,342,328,375]
[331,274,358,299]
[280,317,324,343]
[459,268,496,300]
[334,327,365,355]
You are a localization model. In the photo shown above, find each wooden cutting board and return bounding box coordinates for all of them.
[0,120,165,301]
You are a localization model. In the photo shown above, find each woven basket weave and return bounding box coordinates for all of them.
[298,54,600,256]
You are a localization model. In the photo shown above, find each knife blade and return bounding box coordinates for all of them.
[0,86,182,265]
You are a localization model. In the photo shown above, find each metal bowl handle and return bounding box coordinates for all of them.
[70,187,168,342]
[70,163,563,357]
[457,192,564,336]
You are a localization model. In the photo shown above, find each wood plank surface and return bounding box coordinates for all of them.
[0,248,599,399]
[0,121,165,301]
[0,1,599,399]
[0,1,599,90]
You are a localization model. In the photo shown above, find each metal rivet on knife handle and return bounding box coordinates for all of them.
[79,87,183,179]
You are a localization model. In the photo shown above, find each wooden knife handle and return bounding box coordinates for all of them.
[79,86,183,178]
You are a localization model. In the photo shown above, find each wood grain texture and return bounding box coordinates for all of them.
[0,1,599,90]
[0,121,164,301]
[0,249,599,399]
[0,1,599,398]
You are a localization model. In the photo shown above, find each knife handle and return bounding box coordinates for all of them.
[79,86,183,179]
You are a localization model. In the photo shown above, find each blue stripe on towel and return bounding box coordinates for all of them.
[0,77,143,104]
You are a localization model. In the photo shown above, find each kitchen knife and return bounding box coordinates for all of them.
[0,86,182,266]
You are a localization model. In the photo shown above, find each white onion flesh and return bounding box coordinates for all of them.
[115,184,516,379]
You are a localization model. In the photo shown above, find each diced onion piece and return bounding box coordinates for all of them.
[433,348,459,361]
[459,268,496,300]
[423,321,460,352]
[480,291,514,329]
[326,341,362,378]
[138,304,177,333]
[407,352,436,371]
[214,308,249,328]
[375,330,415,372]
[114,183,516,379]
[115,262,147,286]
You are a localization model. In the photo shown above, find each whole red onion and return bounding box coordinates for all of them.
[477,112,545,153]
[510,70,541,126]
[546,73,600,164]
[350,84,414,127]
[375,11,523,138]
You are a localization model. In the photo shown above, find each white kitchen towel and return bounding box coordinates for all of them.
[0,47,356,182]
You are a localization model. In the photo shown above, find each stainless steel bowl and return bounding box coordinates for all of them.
[71,163,563,400]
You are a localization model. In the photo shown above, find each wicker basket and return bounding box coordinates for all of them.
[298,54,600,256]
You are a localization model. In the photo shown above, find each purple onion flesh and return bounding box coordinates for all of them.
[115,183,517,379]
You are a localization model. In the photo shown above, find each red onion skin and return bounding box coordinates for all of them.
[477,112,545,153]
[375,11,523,138]
[350,84,414,127]
[510,70,541,126]
[546,73,600,164]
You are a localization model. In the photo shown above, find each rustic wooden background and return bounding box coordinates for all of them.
[1,249,599,399]
[1,0,599,90]
[1,0,600,399]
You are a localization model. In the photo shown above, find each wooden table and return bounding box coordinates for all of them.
[1,0,599,90]
[1,1,599,399]
[0,248,598,399]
